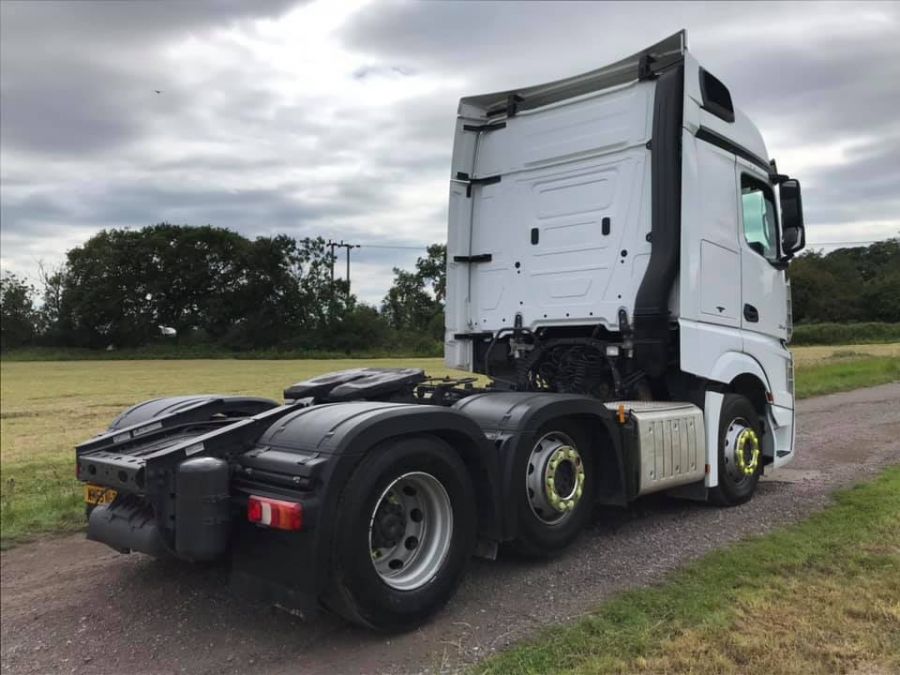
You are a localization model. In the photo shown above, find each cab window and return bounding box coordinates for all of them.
[741,175,779,262]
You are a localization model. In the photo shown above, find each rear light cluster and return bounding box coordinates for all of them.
[247,496,303,531]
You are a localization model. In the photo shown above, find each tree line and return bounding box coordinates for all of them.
[1,224,445,353]
[788,239,900,324]
[1,227,898,353]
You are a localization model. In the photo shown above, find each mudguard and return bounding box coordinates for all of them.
[453,392,630,536]
[108,395,279,430]
[229,400,500,614]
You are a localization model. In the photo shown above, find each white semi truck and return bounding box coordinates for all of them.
[77,31,806,631]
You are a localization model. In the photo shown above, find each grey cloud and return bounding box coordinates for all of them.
[0,176,404,241]
[2,0,898,303]
[802,135,900,226]
[0,0,299,157]
[352,65,416,80]
[1,62,152,155]
[0,193,70,231]
[342,2,748,83]
[715,39,900,142]
[340,1,900,246]
[0,1,299,51]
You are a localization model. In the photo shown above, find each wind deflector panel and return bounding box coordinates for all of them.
[633,62,685,378]
[460,30,687,117]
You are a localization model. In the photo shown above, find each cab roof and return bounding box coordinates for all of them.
[459,30,686,118]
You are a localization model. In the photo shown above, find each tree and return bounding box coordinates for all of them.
[56,224,266,347]
[789,239,900,323]
[415,244,446,303]
[60,227,165,346]
[0,272,40,350]
[381,244,447,341]
[323,304,391,353]
[37,261,70,343]
[50,225,361,350]
[382,268,438,332]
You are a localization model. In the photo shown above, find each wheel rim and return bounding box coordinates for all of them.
[525,431,586,525]
[368,471,453,591]
[723,417,761,483]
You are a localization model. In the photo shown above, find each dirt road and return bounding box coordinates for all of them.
[2,383,899,675]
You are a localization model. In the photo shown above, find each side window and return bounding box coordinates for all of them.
[741,175,779,262]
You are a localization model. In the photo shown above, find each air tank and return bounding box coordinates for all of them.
[175,456,231,561]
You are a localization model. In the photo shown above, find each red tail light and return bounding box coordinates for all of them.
[247,496,303,531]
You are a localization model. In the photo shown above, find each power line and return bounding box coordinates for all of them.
[356,243,430,250]
[327,240,360,293]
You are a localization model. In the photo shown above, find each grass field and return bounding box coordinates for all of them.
[1,345,898,547]
[476,466,900,674]
[0,358,469,547]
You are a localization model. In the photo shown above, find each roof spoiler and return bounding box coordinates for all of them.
[459,30,687,118]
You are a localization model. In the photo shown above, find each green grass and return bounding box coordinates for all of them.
[0,348,897,548]
[1,343,443,361]
[795,355,900,398]
[475,466,900,674]
[791,321,900,346]
[0,357,465,548]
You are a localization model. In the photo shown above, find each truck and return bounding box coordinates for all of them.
[76,30,806,632]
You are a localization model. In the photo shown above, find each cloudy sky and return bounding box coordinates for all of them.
[2,1,898,305]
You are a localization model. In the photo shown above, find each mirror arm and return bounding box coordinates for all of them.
[770,172,790,185]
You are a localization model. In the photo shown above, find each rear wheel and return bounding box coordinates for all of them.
[709,394,763,506]
[513,422,594,556]
[326,435,476,631]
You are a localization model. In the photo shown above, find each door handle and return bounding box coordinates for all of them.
[744,304,759,323]
[453,254,492,263]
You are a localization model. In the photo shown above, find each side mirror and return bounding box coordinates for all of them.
[780,179,805,256]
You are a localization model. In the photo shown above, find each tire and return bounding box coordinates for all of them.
[709,394,764,506]
[512,421,594,557]
[325,435,476,631]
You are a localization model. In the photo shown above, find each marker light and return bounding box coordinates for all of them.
[247,496,303,531]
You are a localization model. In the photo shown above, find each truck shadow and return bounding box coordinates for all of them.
[106,480,789,670]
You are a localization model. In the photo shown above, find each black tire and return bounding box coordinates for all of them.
[709,394,763,506]
[512,421,594,557]
[325,435,476,632]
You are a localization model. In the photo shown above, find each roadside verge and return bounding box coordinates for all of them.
[475,465,900,674]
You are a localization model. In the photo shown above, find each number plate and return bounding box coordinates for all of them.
[84,484,117,506]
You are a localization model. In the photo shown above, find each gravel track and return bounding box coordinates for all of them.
[2,383,898,675]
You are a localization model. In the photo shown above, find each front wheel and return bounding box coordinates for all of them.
[325,435,476,631]
[709,394,764,506]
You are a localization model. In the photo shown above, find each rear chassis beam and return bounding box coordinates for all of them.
[77,399,297,490]
[77,399,303,554]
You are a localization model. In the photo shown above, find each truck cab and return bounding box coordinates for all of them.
[444,30,805,482]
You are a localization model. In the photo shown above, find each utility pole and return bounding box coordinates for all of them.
[326,240,360,294]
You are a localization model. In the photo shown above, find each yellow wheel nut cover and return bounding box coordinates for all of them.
[544,445,586,512]
[735,429,760,476]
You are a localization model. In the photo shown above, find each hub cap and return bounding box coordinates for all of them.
[525,432,586,525]
[369,471,453,591]
[723,418,761,482]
